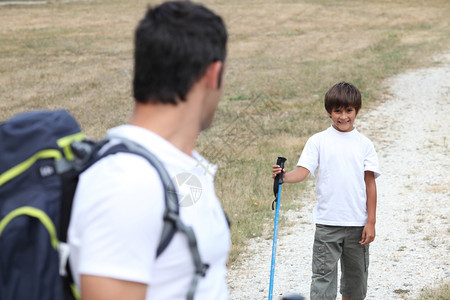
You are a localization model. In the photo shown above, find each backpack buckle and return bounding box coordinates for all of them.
[198,263,210,277]
[57,242,70,276]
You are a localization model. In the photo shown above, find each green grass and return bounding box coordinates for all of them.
[407,280,450,300]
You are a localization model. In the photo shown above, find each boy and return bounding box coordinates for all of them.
[273,82,380,300]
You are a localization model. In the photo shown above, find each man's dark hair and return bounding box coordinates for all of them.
[133,1,227,104]
[324,82,362,113]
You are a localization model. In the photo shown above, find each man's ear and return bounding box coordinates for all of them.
[217,63,224,89]
[204,61,224,90]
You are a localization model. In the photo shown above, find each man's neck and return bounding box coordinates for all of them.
[130,102,200,157]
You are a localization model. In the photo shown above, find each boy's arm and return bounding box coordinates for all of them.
[360,171,377,245]
[272,165,310,183]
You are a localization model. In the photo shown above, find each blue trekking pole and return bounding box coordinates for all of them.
[268,156,287,300]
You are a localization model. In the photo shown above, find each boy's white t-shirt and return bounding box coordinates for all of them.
[68,125,230,300]
[297,125,380,226]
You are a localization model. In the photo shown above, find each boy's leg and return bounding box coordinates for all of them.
[310,225,345,300]
[340,226,369,300]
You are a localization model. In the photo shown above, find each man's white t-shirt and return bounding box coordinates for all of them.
[297,126,380,226]
[68,125,230,300]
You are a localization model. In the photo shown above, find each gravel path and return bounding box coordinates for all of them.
[227,52,450,300]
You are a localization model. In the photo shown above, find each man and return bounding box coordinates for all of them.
[68,1,230,299]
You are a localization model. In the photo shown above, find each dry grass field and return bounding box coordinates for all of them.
[1,0,449,297]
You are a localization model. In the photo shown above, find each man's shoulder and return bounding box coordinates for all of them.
[79,152,164,193]
[74,151,166,220]
[91,151,158,172]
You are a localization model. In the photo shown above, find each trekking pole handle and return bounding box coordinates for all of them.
[275,156,287,185]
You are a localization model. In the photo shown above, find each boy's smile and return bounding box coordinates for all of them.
[328,106,358,132]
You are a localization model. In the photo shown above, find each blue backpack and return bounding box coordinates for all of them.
[0,110,208,300]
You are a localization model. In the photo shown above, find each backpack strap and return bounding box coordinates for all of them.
[94,136,209,300]
[57,139,109,300]
[58,139,109,244]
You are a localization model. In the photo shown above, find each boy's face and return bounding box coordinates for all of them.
[327,106,358,132]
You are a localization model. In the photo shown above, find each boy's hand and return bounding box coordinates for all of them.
[272,165,285,179]
[360,223,375,245]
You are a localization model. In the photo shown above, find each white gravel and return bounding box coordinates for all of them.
[227,52,450,300]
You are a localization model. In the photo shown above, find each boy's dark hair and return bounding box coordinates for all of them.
[324,82,362,113]
[133,1,227,105]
